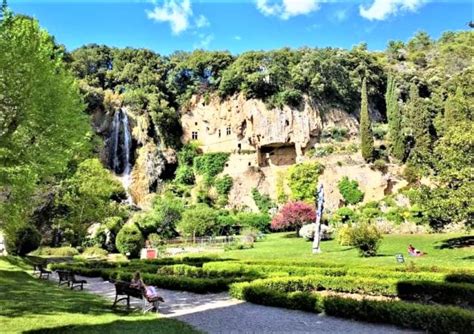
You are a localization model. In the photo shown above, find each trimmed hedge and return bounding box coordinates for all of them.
[112,271,237,294]
[231,281,474,334]
[323,296,474,334]
[445,273,474,284]
[397,280,474,307]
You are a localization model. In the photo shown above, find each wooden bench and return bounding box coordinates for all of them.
[56,270,87,290]
[112,281,163,313]
[33,264,52,280]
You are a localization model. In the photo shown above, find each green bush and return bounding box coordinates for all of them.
[115,224,144,258]
[337,177,364,205]
[372,123,388,140]
[175,165,195,185]
[348,222,383,257]
[214,174,233,196]
[311,145,335,157]
[372,159,387,173]
[397,280,474,307]
[445,273,474,284]
[31,246,79,257]
[193,152,230,180]
[251,188,274,213]
[323,296,474,334]
[329,207,357,225]
[287,162,324,202]
[82,246,108,257]
[6,225,41,256]
[235,212,271,232]
[336,224,353,246]
[177,204,220,237]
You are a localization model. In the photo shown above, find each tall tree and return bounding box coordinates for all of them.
[360,77,374,162]
[405,83,431,166]
[0,15,90,249]
[385,75,405,161]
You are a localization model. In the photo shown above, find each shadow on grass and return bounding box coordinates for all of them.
[462,255,474,260]
[0,270,119,318]
[24,318,198,334]
[435,236,474,249]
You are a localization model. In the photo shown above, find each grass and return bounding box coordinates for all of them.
[221,232,473,270]
[0,257,201,334]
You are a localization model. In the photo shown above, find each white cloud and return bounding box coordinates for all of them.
[234,35,242,41]
[195,14,210,28]
[359,0,426,21]
[194,33,214,49]
[146,0,193,35]
[256,0,320,20]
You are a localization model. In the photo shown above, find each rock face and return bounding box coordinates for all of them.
[181,94,360,164]
[181,93,395,212]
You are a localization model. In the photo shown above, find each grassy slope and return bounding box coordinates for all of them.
[0,257,200,334]
[222,232,473,269]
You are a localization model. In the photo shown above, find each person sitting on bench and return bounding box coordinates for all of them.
[408,244,425,256]
[130,271,146,290]
[130,272,164,302]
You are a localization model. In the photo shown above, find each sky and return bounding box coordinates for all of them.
[8,0,473,55]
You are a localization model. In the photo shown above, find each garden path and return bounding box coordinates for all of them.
[48,274,417,334]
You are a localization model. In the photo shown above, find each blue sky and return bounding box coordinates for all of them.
[9,1,473,54]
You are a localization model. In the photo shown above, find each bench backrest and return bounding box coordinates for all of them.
[57,270,70,280]
[114,281,143,299]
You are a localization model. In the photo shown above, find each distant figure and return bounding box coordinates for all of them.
[408,244,425,257]
[130,271,146,290]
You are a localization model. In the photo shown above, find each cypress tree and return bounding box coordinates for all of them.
[406,83,431,165]
[360,77,374,162]
[385,75,405,161]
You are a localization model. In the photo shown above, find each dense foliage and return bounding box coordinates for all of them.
[115,223,144,258]
[360,77,374,161]
[271,202,316,232]
[0,13,91,250]
[337,177,364,205]
[287,162,324,202]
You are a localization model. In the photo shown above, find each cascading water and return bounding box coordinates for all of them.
[110,108,133,204]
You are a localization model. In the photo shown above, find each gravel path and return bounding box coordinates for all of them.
[48,274,417,334]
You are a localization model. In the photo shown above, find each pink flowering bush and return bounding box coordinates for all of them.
[271,201,316,233]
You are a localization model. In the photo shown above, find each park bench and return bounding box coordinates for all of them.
[112,281,163,313]
[33,264,52,280]
[56,270,87,290]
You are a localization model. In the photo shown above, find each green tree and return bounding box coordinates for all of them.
[360,77,374,161]
[405,83,431,166]
[385,75,405,160]
[57,159,126,243]
[287,162,324,202]
[0,15,90,246]
[177,204,219,238]
[337,177,364,205]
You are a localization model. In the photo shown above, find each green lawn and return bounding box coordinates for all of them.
[222,232,473,270]
[0,257,200,334]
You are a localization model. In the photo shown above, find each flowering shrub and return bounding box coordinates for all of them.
[271,201,316,233]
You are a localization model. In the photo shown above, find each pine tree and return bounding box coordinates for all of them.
[406,83,431,165]
[360,77,374,162]
[385,75,405,161]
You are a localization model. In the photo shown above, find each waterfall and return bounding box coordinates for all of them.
[110,108,133,204]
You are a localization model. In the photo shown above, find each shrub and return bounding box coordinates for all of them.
[312,145,335,157]
[372,123,388,140]
[6,225,41,256]
[82,246,108,257]
[271,201,316,233]
[445,273,474,284]
[323,296,474,334]
[31,246,79,257]
[235,212,271,232]
[336,224,354,246]
[287,162,324,202]
[337,177,364,205]
[372,159,388,173]
[251,188,274,213]
[214,174,233,196]
[175,165,195,185]
[194,152,230,181]
[299,224,333,241]
[115,224,144,258]
[397,280,474,307]
[329,207,357,225]
[147,233,163,248]
[177,204,219,237]
[348,222,383,257]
